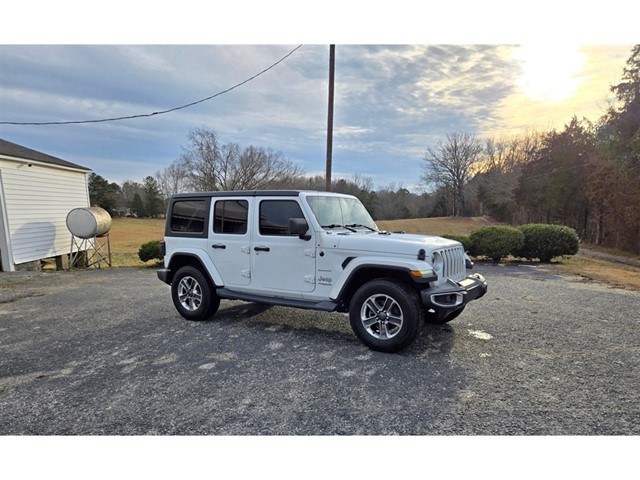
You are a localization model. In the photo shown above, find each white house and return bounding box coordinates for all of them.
[0,138,92,272]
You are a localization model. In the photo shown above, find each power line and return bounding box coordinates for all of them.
[1,45,303,126]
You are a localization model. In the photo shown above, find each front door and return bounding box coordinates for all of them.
[250,198,316,295]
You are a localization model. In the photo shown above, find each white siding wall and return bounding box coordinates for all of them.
[0,159,89,266]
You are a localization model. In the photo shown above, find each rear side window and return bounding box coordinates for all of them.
[259,200,305,236]
[170,200,207,233]
[214,200,248,234]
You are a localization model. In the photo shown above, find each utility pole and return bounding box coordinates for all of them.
[325,44,335,192]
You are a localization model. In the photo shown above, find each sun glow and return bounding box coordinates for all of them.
[514,44,587,103]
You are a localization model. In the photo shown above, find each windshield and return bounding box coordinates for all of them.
[307,196,378,231]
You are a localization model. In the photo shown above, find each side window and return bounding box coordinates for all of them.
[170,200,206,233]
[213,200,248,234]
[259,200,305,236]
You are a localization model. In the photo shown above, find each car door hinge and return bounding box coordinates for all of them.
[304,275,316,284]
[240,246,251,254]
[241,269,251,278]
[304,249,316,258]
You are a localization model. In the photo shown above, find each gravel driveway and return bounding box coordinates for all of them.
[0,264,638,435]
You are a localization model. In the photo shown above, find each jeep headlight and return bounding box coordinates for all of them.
[432,252,444,275]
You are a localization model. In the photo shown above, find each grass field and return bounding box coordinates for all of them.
[377,216,502,236]
[105,216,640,291]
[108,216,497,267]
[108,217,165,267]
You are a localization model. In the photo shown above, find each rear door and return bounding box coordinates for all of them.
[250,197,316,295]
[207,197,251,287]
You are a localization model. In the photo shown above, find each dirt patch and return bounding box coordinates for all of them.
[557,254,640,292]
[578,246,640,268]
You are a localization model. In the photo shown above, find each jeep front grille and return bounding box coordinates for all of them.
[434,246,466,282]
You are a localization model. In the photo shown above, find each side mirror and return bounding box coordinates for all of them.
[289,218,311,240]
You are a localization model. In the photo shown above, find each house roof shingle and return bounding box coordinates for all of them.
[0,138,91,172]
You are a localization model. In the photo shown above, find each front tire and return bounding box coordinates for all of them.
[171,266,220,321]
[349,279,422,353]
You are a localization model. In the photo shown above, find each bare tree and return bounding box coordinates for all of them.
[177,126,303,191]
[467,132,543,221]
[155,162,189,200]
[121,180,143,209]
[421,132,483,216]
[351,172,374,193]
[231,145,302,190]
[483,132,540,174]
[179,126,222,191]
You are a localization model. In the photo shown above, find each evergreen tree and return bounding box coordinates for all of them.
[588,44,640,251]
[88,173,120,213]
[142,176,163,217]
[515,117,593,233]
[130,193,146,217]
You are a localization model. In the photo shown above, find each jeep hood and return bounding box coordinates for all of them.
[325,232,462,257]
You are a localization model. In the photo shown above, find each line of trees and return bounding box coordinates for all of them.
[419,45,640,253]
[89,45,639,253]
[88,173,164,218]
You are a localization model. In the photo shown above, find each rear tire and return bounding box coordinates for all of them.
[171,266,220,321]
[349,279,422,353]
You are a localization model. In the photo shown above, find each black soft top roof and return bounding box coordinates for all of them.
[170,190,304,199]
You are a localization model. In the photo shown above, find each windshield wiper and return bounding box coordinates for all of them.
[345,224,377,232]
[322,224,357,232]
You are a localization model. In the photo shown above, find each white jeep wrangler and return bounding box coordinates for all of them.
[158,190,487,352]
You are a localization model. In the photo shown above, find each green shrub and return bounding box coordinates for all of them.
[516,224,579,262]
[442,234,474,253]
[469,226,524,262]
[138,240,163,263]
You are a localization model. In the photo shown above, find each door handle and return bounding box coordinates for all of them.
[254,246,270,252]
[211,244,226,249]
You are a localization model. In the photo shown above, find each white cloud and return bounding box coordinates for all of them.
[1,43,635,191]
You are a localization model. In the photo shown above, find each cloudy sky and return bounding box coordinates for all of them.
[0,6,637,191]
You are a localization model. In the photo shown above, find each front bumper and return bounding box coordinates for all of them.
[420,273,487,312]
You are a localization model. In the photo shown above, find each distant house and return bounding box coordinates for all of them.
[0,138,92,272]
